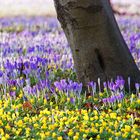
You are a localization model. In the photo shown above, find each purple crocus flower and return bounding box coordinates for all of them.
[9,91,16,97]
[103,82,107,89]
[102,98,107,104]
[88,81,96,95]
[115,78,125,90]
[46,71,49,78]
[110,95,117,103]
[54,81,62,91]
[0,70,3,77]
[135,83,139,92]
[60,79,67,90]
[70,97,75,104]
[30,62,37,70]
[78,83,83,93]
[88,81,94,87]
[116,93,124,101]
[108,82,114,91]
[27,47,35,53]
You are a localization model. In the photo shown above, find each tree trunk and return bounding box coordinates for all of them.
[53,0,140,89]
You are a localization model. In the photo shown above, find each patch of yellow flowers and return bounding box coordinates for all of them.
[0,93,140,140]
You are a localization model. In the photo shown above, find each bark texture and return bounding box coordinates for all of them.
[54,0,140,89]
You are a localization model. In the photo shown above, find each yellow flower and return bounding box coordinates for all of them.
[12,113,16,119]
[94,115,98,120]
[58,127,63,131]
[94,98,98,101]
[33,123,39,128]
[11,86,16,91]
[106,114,109,118]
[131,94,135,98]
[95,123,99,127]
[75,132,79,137]
[5,124,11,130]
[122,132,128,138]
[40,132,45,139]
[137,99,140,104]
[12,105,17,110]
[45,132,50,136]
[19,93,23,98]
[52,132,56,138]
[99,128,103,133]
[0,128,4,136]
[133,124,138,129]
[16,120,23,127]
[115,132,121,137]
[12,128,16,133]
[91,128,98,133]
[83,115,89,121]
[32,117,37,122]
[99,92,103,97]
[1,137,6,140]
[93,110,98,115]
[15,111,19,117]
[127,107,131,111]
[85,129,90,134]
[43,109,51,115]
[110,112,117,119]
[108,129,112,133]
[41,124,47,129]
[133,130,139,135]
[4,102,8,108]
[125,125,131,132]
[118,103,122,108]
[83,134,87,139]
[44,99,47,104]
[55,106,58,110]
[73,135,79,140]
[25,128,31,133]
[57,136,63,140]
[117,116,121,121]
[55,88,59,92]
[24,117,29,122]
[67,98,70,102]
[1,112,7,119]
[68,130,73,137]
[5,134,10,139]
[131,134,135,139]
[49,124,56,130]
[90,117,94,121]
[96,135,100,139]
[121,128,125,133]
[0,120,3,125]
[65,121,69,125]
[102,121,106,127]
[108,138,112,140]
[122,119,126,123]
[16,130,21,135]
[126,114,131,119]
[50,102,53,106]
[30,99,34,103]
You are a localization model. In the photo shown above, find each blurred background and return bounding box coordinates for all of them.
[0,0,139,17]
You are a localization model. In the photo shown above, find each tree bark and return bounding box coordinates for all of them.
[53,0,140,89]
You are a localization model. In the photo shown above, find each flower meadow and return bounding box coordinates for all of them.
[0,16,140,140]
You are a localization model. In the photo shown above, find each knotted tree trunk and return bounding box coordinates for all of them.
[54,0,140,89]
